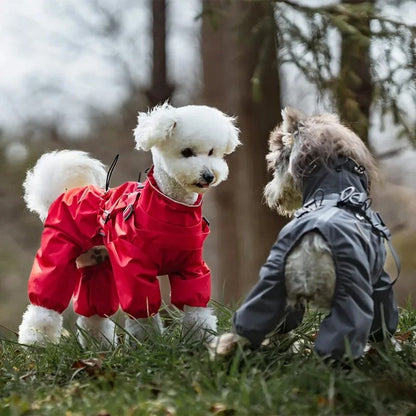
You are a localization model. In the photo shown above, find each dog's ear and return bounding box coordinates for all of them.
[281,107,306,134]
[224,116,241,154]
[134,103,177,151]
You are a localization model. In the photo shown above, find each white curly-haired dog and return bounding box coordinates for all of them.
[210,107,399,361]
[18,103,240,347]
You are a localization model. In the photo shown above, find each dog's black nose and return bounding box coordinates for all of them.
[202,171,215,184]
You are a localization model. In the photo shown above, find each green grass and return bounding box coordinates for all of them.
[1,303,416,416]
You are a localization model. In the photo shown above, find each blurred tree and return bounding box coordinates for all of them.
[201,0,286,303]
[200,0,416,303]
[336,0,375,145]
[145,0,174,106]
[275,0,416,145]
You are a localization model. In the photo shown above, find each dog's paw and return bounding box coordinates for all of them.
[207,333,248,360]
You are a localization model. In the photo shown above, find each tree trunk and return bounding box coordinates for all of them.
[201,1,286,304]
[146,0,174,106]
[337,0,375,145]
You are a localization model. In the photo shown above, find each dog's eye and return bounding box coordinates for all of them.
[208,148,214,156]
[181,148,195,158]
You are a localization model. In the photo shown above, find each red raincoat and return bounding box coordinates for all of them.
[28,167,211,318]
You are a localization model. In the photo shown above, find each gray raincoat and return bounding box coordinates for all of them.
[233,157,399,359]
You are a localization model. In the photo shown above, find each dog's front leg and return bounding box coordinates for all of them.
[76,315,117,348]
[124,314,164,343]
[18,304,63,345]
[182,306,217,342]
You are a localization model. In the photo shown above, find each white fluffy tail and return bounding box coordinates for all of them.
[23,150,107,221]
[18,304,63,345]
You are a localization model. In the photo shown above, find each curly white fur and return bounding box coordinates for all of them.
[124,314,164,342]
[23,150,107,222]
[134,103,240,155]
[182,306,218,343]
[18,304,63,345]
[134,103,240,205]
[76,315,117,348]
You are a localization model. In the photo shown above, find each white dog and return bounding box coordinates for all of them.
[210,107,399,362]
[18,103,240,347]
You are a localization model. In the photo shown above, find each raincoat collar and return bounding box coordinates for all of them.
[145,166,203,207]
[301,157,369,204]
[139,166,204,227]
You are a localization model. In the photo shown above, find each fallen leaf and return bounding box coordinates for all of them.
[396,332,412,342]
[72,358,103,376]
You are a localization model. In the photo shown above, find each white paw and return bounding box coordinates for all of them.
[182,306,217,342]
[125,314,164,343]
[18,305,63,345]
[76,315,117,348]
[207,333,248,360]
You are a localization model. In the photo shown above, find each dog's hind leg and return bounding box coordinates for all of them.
[18,304,63,345]
[73,258,119,347]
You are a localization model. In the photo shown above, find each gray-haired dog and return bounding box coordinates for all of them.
[210,107,399,361]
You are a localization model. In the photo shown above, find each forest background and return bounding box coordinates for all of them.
[0,0,415,335]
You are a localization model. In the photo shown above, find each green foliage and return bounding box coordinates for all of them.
[273,0,416,144]
[1,304,416,415]
[203,1,415,143]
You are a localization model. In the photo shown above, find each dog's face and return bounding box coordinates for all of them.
[264,108,304,216]
[134,104,240,194]
[264,107,378,216]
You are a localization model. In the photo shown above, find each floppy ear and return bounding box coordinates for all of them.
[224,116,241,155]
[133,103,177,151]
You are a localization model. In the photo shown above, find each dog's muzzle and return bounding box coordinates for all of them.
[196,171,215,188]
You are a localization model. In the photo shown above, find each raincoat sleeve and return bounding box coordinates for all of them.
[232,238,304,348]
[169,260,211,310]
[106,237,162,319]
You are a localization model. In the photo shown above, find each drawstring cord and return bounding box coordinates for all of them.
[105,154,119,191]
[138,167,151,184]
